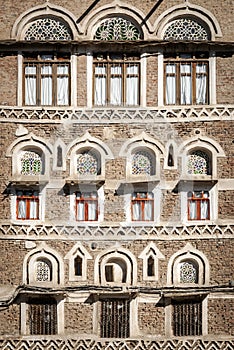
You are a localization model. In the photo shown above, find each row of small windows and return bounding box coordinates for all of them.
[24,16,210,42]
[19,148,211,176]
[23,52,210,107]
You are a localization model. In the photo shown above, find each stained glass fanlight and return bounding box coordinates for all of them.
[164,18,209,41]
[77,151,99,175]
[20,150,42,175]
[187,150,210,175]
[179,260,198,283]
[94,17,141,41]
[24,17,72,41]
[132,150,154,175]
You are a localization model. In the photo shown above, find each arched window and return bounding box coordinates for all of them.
[179,260,198,283]
[147,256,155,277]
[132,150,154,175]
[24,17,72,41]
[139,243,165,281]
[74,256,83,277]
[105,258,127,283]
[77,150,100,175]
[164,18,210,41]
[20,150,42,175]
[187,150,211,175]
[94,17,141,40]
[35,259,52,282]
[65,243,92,281]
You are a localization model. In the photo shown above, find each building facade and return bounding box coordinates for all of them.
[0,0,233,349]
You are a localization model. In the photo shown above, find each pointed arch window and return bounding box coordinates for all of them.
[35,259,52,282]
[94,17,141,41]
[24,17,72,41]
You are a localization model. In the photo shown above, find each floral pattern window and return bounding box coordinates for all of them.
[20,151,42,175]
[77,151,100,175]
[179,261,198,283]
[187,150,210,175]
[94,17,141,40]
[132,150,154,175]
[164,18,209,41]
[24,18,72,41]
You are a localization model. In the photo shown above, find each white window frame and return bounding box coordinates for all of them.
[64,243,92,282]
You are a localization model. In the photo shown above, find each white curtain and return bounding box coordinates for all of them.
[196,63,207,104]
[88,201,97,220]
[77,202,85,221]
[57,64,69,105]
[201,200,209,219]
[94,66,106,105]
[126,65,139,105]
[25,66,36,105]
[132,202,141,220]
[18,200,26,219]
[29,200,38,219]
[110,65,122,105]
[166,64,176,104]
[189,201,197,220]
[144,201,153,221]
[180,64,192,104]
[41,65,52,105]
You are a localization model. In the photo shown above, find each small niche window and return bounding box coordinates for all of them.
[76,191,98,221]
[188,191,210,220]
[132,192,154,221]
[35,259,52,282]
[179,260,198,283]
[100,299,130,338]
[28,298,57,335]
[147,256,155,277]
[132,150,154,175]
[77,151,100,175]
[93,53,140,106]
[172,299,202,336]
[187,150,210,175]
[105,259,127,283]
[20,150,42,175]
[74,256,83,276]
[164,53,209,105]
[16,190,39,220]
[23,53,70,106]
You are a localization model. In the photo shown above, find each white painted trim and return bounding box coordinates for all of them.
[17,53,23,106]
[71,54,77,107]
[141,53,147,107]
[210,52,217,105]
[87,53,93,108]
[158,51,164,106]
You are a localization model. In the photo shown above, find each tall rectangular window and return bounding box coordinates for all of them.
[94,53,140,106]
[164,53,208,105]
[100,299,130,338]
[173,299,202,336]
[76,191,98,221]
[16,190,39,220]
[187,191,210,220]
[29,299,57,335]
[131,192,154,221]
[24,54,70,106]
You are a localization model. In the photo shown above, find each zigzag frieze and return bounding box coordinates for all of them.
[0,339,233,350]
[0,106,233,122]
[0,224,233,238]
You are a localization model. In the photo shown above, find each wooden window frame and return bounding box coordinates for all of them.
[28,298,57,335]
[172,299,202,336]
[76,191,98,222]
[23,53,70,106]
[187,191,210,221]
[131,192,154,221]
[16,190,39,220]
[164,54,209,105]
[93,53,140,106]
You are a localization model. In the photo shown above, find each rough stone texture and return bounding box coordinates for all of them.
[138,303,165,336]
[208,298,234,336]
[64,302,93,334]
[0,304,20,336]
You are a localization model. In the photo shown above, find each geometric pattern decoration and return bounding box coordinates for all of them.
[20,151,42,175]
[35,260,50,282]
[132,150,153,175]
[77,152,98,175]
[0,223,233,238]
[164,18,209,41]
[0,106,233,122]
[180,261,198,283]
[187,150,210,175]
[0,339,233,349]
[24,18,72,41]
[94,17,141,40]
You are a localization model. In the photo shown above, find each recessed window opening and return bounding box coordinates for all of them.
[74,255,83,276]
[76,191,98,221]
[173,299,202,336]
[187,191,210,220]
[147,255,155,277]
[105,258,127,283]
[16,189,39,220]
[179,259,198,283]
[187,149,211,175]
[35,259,52,282]
[131,192,154,221]
[28,298,57,335]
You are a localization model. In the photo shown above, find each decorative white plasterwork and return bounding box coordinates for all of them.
[139,242,165,281]
[167,243,210,286]
[64,242,92,281]
[78,0,153,40]
[11,2,78,40]
[22,242,64,285]
[94,247,137,285]
[154,2,222,41]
